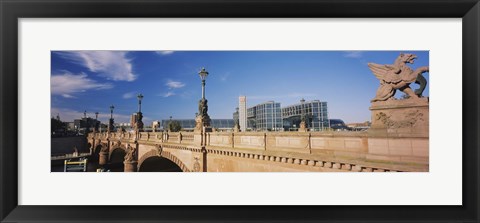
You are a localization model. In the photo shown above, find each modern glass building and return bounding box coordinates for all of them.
[161,119,235,131]
[281,100,329,131]
[246,101,283,131]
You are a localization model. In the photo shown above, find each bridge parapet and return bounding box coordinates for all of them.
[89,131,200,145]
[88,129,428,172]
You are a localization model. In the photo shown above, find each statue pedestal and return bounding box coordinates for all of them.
[124,161,138,172]
[369,97,429,137]
[99,152,109,165]
[194,116,212,133]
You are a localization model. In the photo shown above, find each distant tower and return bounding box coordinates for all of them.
[239,96,247,132]
[130,113,138,127]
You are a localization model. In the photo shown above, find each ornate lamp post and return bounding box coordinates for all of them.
[135,94,144,132]
[137,93,144,113]
[94,112,99,132]
[195,68,211,132]
[110,105,115,119]
[199,68,208,99]
[108,105,115,133]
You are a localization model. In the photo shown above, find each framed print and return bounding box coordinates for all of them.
[1,0,479,222]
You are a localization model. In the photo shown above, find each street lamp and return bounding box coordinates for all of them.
[134,94,144,133]
[108,105,115,133]
[94,112,99,132]
[300,98,306,122]
[137,93,144,113]
[196,67,211,132]
[199,67,209,99]
[109,105,115,119]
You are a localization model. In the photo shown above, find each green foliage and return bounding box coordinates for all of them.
[51,118,65,132]
[168,120,182,132]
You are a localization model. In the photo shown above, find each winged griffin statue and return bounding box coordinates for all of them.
[368,53,429,102]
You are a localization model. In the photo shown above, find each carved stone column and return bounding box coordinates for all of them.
[124,161,138,172]
[123,144,137,172]
[99,152,109,165]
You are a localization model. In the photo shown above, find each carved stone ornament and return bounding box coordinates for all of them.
[156,145,163,157]
[124,144,136,162]
[193,157,201,172]
[100,143,109,153]
[369,53,429,102]
[375,109,424,129]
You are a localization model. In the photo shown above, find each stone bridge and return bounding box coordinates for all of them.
[87,129,428,172]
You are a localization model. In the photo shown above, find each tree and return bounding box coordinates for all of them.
[168,120,182,132]
[51,118,65,134]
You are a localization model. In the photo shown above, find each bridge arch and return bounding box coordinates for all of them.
[108,146,127,172]
[109,145,127,160]
[93,142,108,157]
[138,149,190,172]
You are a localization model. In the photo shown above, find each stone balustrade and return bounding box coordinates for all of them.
[89,129,428,172]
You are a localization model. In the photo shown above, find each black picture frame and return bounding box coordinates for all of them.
[1,0,479,222]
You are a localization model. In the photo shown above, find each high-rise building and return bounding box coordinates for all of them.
[247,101,283,131]
[282,100,329,131]
[239,96,247,132]
[130,113,137,127]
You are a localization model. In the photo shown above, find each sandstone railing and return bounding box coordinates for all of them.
[89,130,428,171]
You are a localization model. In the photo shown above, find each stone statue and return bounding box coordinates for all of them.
[198,99,208,116]
[124,144,136,162]
[195,98,211,131]
[369,53,429,102]
[233,118,240,132]
[100,143,109,153]
[134,112,144,132]
[73,146,79,156]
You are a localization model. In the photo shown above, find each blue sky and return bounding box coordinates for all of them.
[51,51,429,124]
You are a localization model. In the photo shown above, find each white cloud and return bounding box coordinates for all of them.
[163,91,176,97]
[166,80,185,89]
[51,71,113,98]
[220,72,230,81]
[56,51,137,81]
[61,94,76,98]
[122,92,136,99]
[155,51,174,55]
[344,51,363,58]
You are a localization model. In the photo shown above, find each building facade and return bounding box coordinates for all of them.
[282,100,329,131]
[161,119,235,131]
[238,96,247,132]
[73,117,100,132]
[247,101,283,131]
